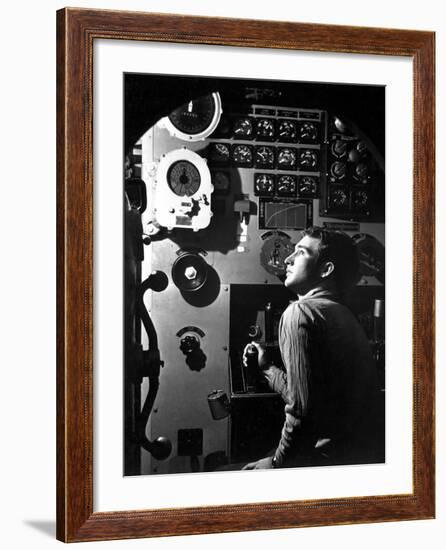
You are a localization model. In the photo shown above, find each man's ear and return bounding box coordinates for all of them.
[320,261,335,279]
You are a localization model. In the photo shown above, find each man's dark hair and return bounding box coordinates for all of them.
[302,226,360,294]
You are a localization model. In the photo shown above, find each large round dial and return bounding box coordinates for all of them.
[331,139,348,158]
[168,94,221,139]
[167,160,201,196]
[330,161,347,180]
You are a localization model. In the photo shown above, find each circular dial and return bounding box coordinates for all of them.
[278,119,297,142]
[255,118,275,140]
[255,146,275,168]
[356,140,368,155]
[330,188,348,208]
[209,142,230,163]
[298,176,318,197]
[232,144,253,166]
[354,162,369,181]
[330,161,347,180]
[233,117,254,138]
[167,160,201,196]
[299,122,318,142]
[299,149,318,169]
[277,175,297,196]
[352,189,369,209]
[277,147,297,169]
[254,173,275,196]
[168,95,218,136]
[331,139,348,158]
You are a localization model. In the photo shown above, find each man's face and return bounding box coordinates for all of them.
[283,235,322,294]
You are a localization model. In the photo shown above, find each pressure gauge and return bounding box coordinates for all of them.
[352,189,370,210]
[167,160,201,197]
[254,173,275,196]
[233,117,254,139]
[278,119,297,142]
[329,187,348,209]
[298,122,318,143]
[354,162,369,182]
[162,93,222,141]
[299,149,318,170]
[277,147,297,170]
[254,146,275,168]
[330,161,347,181]
[277,175,297,197]
[298,175,319,198]
[255,118,275,140]
[331,139,348,158]
[232,144,253,167]
[209,142,230,164]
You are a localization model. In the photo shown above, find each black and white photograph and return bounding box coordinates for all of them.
[124,74,386,476]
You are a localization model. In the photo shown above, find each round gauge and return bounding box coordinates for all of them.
[165,93,222,141]
[278,119,297,142]
[277,175,297,197]
[232,144,253,166]
[277,147,297,169]
[212,171,231,195]
[255,118,275,140]
[356,140,368,155]
[352,233,385,283]
[299,122,318,142]
[354,162,369,181]
[255,146,275,167]
[330,188,348,208]
[260,233,295,276]
[330,161,347,180]
[331,139,348,158]
[167,160,201,197]
[299,149,318,169]
[233,117,254,138]
[298,175,318,197]
[352,189,369,209]
[209,142,230,163]
[254,173,275,196]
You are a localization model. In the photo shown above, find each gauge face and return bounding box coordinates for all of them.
[209,142,230,164]
[352,189,369,210]
[232,144,253,167]
[277,147,297,170]
[298,122,318,142]
[255,146,275,168]
[254,173,275,196]
[356,140,368,155]
[277,175,297,197]
[329,187,348,209]
[168,95,218,136]
[167,160,201,197]
[331,139,348,158]
[212,171,231,195]
[255,118,275,140]
[299,149,318,170]
[354,162,369,181]
[330,161,347,181]
[233,117,254,139]
[278,119,297,142]
[298,175,319,197]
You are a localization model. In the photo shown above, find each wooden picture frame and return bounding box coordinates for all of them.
[56,7,435,542]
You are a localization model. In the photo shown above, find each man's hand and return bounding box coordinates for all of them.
[242,341,270,370]
[242,456,273,470]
